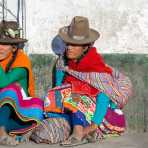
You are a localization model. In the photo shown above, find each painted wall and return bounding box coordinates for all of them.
[0,0,148,54]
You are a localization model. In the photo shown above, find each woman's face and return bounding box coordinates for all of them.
[66,44,86,60]
[0,44,14,61]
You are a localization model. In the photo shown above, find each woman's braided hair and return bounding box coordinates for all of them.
[5,45,19,73]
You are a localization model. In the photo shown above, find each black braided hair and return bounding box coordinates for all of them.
[5,45,19,73]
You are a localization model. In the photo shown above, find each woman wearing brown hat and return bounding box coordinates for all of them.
[51,16,132,146]
[0,21,44,145]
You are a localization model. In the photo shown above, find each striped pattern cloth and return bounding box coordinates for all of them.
[31,118,71,144]
[66,68,132,108]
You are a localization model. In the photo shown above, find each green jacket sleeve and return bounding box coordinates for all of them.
[0,66,27,88]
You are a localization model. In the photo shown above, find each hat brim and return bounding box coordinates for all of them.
[59,26,100,45]
[0,38,27,44]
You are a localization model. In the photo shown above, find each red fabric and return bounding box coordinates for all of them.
[64,47,112,97]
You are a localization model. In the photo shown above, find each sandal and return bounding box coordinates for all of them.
[85,128,105,143]
[60,135,88,147]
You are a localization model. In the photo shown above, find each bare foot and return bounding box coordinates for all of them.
[0,127,19,146]
[83,123,98,136]
[0,127,7,137]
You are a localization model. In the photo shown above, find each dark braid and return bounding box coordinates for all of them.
[6,46,19,73]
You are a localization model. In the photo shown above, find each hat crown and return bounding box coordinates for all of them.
[0,21,18,30]
[68,16,89,40]
[0,21,19,39]
[59,16,100,45]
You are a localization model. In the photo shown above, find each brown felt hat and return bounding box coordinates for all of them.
[59,16,100,45]
[0,20,27,44]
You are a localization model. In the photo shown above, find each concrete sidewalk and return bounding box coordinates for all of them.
[0,132,147,148]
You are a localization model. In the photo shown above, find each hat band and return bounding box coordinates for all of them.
[72,35,86,40]
[3,28,20,39]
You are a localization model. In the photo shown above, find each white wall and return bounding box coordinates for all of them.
[1,0,148,54]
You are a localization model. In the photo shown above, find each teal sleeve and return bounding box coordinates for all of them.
[92,93,118,125]
[92,93,110,125]
[0,66,27,88]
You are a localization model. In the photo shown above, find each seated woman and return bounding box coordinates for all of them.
[51,16,132,146]
[0,21,43,146]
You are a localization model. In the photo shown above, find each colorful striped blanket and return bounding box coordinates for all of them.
[65,68,132,108]
[0,83,44,134]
